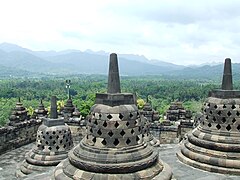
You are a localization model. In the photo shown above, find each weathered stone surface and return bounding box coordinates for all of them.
[53,53,172,179]
[16,96,73,177]
[177,58,240,175]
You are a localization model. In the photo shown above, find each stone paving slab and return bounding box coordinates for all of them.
[1,142,240,180]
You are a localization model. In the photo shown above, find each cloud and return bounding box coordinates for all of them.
[0,0,239,65]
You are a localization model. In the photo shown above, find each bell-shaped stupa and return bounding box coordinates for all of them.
[16,96,73,177]
[177,58,240,174]
[53,53,172,179]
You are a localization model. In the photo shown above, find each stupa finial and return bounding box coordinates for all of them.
[50,96,58,119]
[107,53,121,93]
[222,58,233,90]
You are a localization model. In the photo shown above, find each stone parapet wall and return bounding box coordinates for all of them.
[0,119,42,155]
[151,125,181,144]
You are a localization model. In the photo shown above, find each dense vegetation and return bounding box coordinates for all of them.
[1,75,239,126]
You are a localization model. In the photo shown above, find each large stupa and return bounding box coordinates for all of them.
[177,58,240,175]
[53,53,172,179]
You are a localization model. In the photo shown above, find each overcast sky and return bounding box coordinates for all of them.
[0,0,240,65]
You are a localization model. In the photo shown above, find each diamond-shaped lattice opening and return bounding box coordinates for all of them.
[237,125,240,131]
[97,129,102,136]
[126,122,130,127]
[202,121,205,125]
[208,123,212,127]
[94,120,98,125]
[129,113,133,118]
[120,130,125,136]
[131,129,135,134]
[42,146,44,150]
[56,135,59,139]
[134,120,138,125]
[213,116,216,122]
[43,136,45,139]
[113,139,119,146]
[90,128,93,133]
[53,140,56,144]
[89,119,91,123]
[217,111,222,116]
[206,115,209,120]
[92,137,96,143]
[56,146,60,150]
[46,141,49,145]
[103,121,107,127]
[223,104,227,108]
[232,118,236,124]
[136,136,140,142]
[63,144,66,148]
[60,140,63,144]
[48,147,52,150]
[204,109,207,112]
[107,114,113,119]
[209,111,213,114]
[99,114,102,118]
[108,131,114,137]
[232,105,236,109]
[207,103,210,107]
[138,126,141,132]
[214,105,218,109]
[119,113,124,120]
[216,124,221,130]
[237,111,240,116]
[49,136,52,139]
[126,138,131,145]
[226,124,231,131]
[101,139,107,145]
[114,121,119,128]
[222,117,226,123]
[46,132,49,135]
[227,111,232,117]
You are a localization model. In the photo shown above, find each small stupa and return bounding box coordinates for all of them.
[8,98,28,126]
[34,99,48,119]
[177,58,240,174]
[16,96,73,177]
[53,53,172,179]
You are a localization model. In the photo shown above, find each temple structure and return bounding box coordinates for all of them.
[62,97,75,119]
[177,58,240,174]
[166,102,188,121]
[16,96,73,177]
[34,99,48,119]
[53,53,172,179]
[8,98,29,126]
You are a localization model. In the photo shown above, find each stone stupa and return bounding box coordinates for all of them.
[177,58,240,174]
[53,53,172,179]
[34,99,48,119]
[8,97,28,126]
[16,96,73,177]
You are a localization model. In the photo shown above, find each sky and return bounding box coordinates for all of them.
[0,0,240,65]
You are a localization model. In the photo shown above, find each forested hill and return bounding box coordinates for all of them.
[0,42,239,80]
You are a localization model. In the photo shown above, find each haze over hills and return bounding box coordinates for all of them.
[0,42,239,80]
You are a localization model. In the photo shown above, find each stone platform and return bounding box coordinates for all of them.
[1,142,240,180]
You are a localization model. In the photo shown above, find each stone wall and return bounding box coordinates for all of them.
[0,119,41,155]
[151,125,181,144]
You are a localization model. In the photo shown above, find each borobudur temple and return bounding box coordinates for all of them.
[177,58,240,175]
[16,96,73,177]
[53,53,172,179]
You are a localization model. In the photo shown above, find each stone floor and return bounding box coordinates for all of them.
[0,143,240,180]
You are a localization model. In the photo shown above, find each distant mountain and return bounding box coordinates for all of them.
[0,42,238,80]
[169,63,240,80]
[0,42,186,76]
